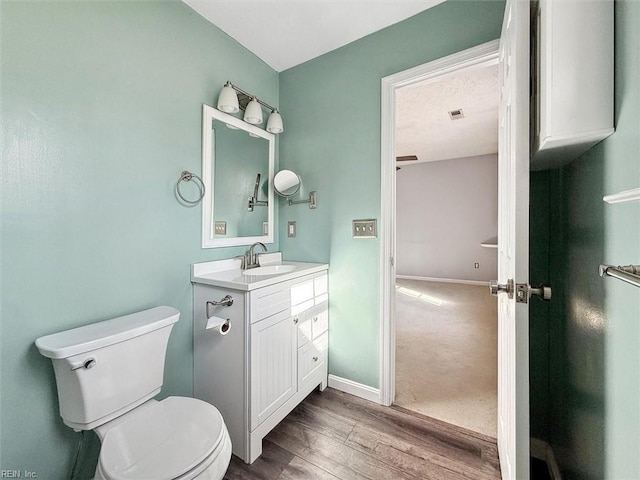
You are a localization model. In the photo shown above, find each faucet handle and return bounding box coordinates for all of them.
[234,255,246,270]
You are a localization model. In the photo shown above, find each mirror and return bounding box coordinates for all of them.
[201,105,275,248]
[273,169,301,197]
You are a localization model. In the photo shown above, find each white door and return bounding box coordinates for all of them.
[496,0,530,478]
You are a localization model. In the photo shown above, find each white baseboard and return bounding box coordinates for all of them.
[531,438,563,480]
[396,274,490,286]
[327,375,381,404]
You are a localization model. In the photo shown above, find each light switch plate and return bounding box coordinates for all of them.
[263,222,269,236]
[214,221,227,235]
[287,221,296,238]
[353,219,377,238]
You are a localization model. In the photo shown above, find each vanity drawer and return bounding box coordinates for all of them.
[291,279,314,306]
[295,300,318,348]
[254,288,290,322]
[314,275,328,296]
[296,313,313,348]
[311,309,328,339]
[298,301,328,347]
[298,333,328,387]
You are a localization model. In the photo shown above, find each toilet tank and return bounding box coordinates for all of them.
[35,306,179,430]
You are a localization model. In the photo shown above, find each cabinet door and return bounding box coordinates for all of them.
[250,310,297,430]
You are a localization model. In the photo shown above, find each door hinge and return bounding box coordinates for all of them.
[390,257,394,267]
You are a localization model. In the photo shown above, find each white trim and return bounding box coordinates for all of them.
[380,39,500,410]
[327,375,381,404]
[603,187,640,204]
[396,274,490,286]
[530,438,563,480]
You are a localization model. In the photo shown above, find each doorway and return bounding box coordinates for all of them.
[393,61,499,437]
[379,40,500,424]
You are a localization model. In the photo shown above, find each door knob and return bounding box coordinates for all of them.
[489,279,514,299]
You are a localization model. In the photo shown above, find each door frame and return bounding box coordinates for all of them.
[379,39,500,407]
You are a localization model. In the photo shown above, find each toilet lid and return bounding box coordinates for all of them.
[99,397,225,480]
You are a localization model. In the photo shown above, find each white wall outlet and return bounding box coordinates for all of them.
[288,221,296,238]
[263,222,269,236]
[353,219,377,238]
[214,221,227,235]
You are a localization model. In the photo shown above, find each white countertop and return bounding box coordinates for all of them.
[191,256,328,291]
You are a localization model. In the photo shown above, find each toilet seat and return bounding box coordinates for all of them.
[97,397,227,480]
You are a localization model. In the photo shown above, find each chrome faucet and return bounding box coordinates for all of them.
[246,242,267,269]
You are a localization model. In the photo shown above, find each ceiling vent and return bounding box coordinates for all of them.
[448,108,465,120]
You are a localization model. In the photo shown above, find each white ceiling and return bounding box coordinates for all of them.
[395,63,499,164]
[183,0,446,72]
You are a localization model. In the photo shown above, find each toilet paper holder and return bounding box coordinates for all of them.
[205,295,233,335]
[206,295,233,318]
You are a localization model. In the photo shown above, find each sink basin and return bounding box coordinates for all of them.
[242,265,297,276]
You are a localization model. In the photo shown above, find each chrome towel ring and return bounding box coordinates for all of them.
[176,171,205,205]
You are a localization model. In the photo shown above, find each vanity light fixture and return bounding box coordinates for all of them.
[217,82,240,113]
[244,98,263,125]
[266,110,283,134]
[216,81,284,134]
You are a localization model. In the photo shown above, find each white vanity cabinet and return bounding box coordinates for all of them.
[192,263,328,464]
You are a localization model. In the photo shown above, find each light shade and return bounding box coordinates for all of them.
[266,110,284,134]
[217,83,239,113]
[244,98,263,125]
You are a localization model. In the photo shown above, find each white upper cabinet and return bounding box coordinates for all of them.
[531,0,614,170]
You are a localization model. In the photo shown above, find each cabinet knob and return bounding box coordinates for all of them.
[313,316,318,322]
[312,356,318,362]
[293,317,299,324]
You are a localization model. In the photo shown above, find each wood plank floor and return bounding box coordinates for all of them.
[224,388,501,480]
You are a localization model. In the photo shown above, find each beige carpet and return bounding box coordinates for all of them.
[394,279,497,438]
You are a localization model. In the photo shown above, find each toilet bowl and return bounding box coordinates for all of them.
[35,306,231,480]
[93,397,232,480]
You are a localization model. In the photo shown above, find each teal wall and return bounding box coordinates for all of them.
[540,1,640,477]
[278,0,505,387]
[1,1,278,477]
[7,0,636,478]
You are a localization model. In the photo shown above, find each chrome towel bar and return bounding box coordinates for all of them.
[599,264,640,288]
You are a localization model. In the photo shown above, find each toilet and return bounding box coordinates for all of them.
[35,306,232,480]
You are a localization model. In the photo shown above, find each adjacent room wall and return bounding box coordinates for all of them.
[0,2,278,477]
[278,0,505,387]
[396,154,498,282]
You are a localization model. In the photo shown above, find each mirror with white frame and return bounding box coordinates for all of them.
[201,105,275,248]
